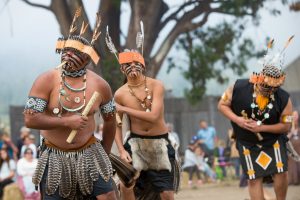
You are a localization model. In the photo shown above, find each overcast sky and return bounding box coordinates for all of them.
[0,0,300,106]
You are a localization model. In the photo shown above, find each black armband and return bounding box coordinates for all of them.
[25,96,48,113]
[100,99,116,117]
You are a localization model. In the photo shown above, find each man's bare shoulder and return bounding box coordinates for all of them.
[33,69,58,85]
[87,70,110,89]
[29,69,58,96]
[114,84,127,102]
[147,77,165,89]
[87,70,113,102]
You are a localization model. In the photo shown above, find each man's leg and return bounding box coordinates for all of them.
[248,178,264,200]
[94,177,117,200]
[97,191,117,200]
[273,172,288,200]
[120,183,135,200]
[160,191,174,200]
[187,166,195,186]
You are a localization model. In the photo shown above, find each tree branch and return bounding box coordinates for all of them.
[159,0,199,30]
[21,0,51,11]
[211,7,254,16]
[150,10,210,77]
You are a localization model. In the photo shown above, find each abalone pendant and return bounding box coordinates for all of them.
[53,108,60,115]
[65,96,71,102]
[60,89,67,96]
[256,120,262,126]
[264,113,270,119]
[74,97,81,103]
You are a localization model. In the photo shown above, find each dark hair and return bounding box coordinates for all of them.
[0,148,11,169]
[24,148,33,155]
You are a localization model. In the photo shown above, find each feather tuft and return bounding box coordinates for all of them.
[105,26,119,60]
[80,21,89,36]
[91,13,102,45]
[69,7,82,36]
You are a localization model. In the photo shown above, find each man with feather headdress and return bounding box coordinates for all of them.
[106,22,180,200]
[218,37,294,200]
[23,8,117,200]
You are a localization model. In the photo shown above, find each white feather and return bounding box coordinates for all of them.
[105,26,118,60]
[140,21,144,38]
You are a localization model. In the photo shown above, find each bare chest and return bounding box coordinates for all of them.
[48,78,100,116]
[122,86,153,112]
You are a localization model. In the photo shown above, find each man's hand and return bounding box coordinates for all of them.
[119,149,132,163]
[115,103,125,114]
[235,116,253,130]
[244,119,262,133]
[64,115,88,130]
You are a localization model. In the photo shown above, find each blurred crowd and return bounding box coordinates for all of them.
[0,126,39,200]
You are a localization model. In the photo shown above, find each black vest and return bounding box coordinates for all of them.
[231,79,289,147]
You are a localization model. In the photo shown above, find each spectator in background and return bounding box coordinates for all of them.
[228,128,241,179]
[196,120,218,166]
[20,135,37,158]
[16,126,30,159]
[214,140,228,179]
[17,148,39,200]
[194,146,216,182]
[0,132,18,161]
[287,110,300,185]
[167,122,180,148]
[94,123,103,140]
[0,148,16,198]
[182,140,203,188]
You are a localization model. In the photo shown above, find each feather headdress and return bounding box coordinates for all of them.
[105,21,145,67]
[55,8,102,65]
[250,36,295,87]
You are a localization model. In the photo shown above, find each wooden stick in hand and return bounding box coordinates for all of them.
[66,91,100,143]
[116,113,122,127]
[241,110,263,141]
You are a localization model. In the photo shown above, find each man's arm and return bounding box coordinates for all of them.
[114,92,132,162]
[116,80,165,123]
[99,81,116,154]
[218,85,250,128]
[24,72,87,130]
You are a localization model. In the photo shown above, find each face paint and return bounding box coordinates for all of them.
[122,62,144,78]
[61,49,89,71]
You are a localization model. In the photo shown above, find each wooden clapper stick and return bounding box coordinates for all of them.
[66,91,100,143]
[241,110,264,141]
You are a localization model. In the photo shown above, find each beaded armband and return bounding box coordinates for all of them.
[100,99,116,117]
[282,115,293,123]
[25,96,48,113]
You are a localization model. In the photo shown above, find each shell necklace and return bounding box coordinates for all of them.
[250,85,275,126]
[127,77,152,112]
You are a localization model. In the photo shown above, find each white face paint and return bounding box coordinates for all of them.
[61,49,89,72]
[121,62,144,78]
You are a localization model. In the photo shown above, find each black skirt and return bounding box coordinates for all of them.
[237,137,288,180]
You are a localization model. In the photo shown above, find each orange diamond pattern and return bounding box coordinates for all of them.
[256,151,272,170]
